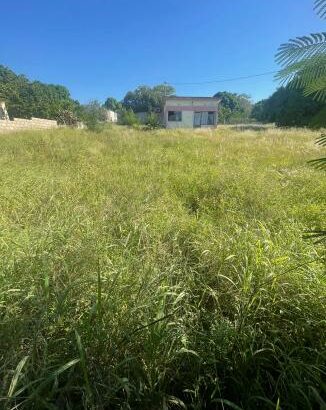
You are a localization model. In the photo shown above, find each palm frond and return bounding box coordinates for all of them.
[276,55,326,101]
[306,132,326,243]
[309,134,326,169]
[276,1,326,246]
[303,230,326,243]
[308,157,326,169]
[314,0,326,18]
[276,32,326,66]
[316,133,326,146]
[302,76,326,100]
[277,55,326,82]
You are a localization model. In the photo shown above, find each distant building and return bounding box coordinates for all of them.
[164,96,220,129]
[0,101,10,120]
[104,109,118,123]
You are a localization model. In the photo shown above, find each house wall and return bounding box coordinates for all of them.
[105,110,118,122]
[164,98,219,129]
[166,111,194,128]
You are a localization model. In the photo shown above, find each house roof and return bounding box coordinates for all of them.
[166,96,219,100]
[165,96,220,103]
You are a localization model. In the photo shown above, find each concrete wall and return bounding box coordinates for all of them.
[104,110,118,123]
[0,117,58,133]
[166,98,219,109]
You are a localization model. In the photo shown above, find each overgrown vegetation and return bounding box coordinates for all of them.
[145,112,162,129]
[213,92,253,124]
[0,126,325,409]
[118,109,140,126]
[77,100,107,132]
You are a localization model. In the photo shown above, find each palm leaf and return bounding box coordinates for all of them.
[303,230,326,243]
[276,54,326,100]
[316,133,326,146]
[276,55,326,84]
[308,134,326,169]
[276,1,326,245]
[306,133,326,242]
[276,32,326,66]
[308,157,326,169]
[303,75,326,100]
[314,0,326,18]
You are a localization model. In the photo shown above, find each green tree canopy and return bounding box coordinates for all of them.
[122,84,175,113]
[0,65,79,120]
[213,91,252,123]
[103,97,122,112]
[251,86,326,127]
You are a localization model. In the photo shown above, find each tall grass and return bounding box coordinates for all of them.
[0,126,325,409]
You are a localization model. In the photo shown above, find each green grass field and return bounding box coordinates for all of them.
[0,126,325,409]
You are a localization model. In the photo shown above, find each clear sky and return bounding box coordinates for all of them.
[1,0,324,103]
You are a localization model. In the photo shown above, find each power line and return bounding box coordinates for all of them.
[169,70,278,86]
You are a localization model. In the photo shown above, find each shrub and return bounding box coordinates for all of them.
[119,109,140,127]
[79,101,107,132]
[56,109,79,127]
[145,112,162,129]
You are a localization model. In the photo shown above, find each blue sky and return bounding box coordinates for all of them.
[1,0,324,103]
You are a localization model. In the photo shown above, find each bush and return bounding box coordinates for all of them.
[119,109,140,127]
[145,112,162,129]
[56,109,79,127]
[79,101,107,132]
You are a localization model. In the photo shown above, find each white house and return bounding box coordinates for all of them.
[104,109,118,123]
[164,96,220,129]
[0,101,10,120]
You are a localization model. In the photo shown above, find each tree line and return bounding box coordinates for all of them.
[1,64,325,128]
[251,86,326,127]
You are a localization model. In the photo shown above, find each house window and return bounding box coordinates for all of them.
[194,111,216,127]
[168,111,182,122]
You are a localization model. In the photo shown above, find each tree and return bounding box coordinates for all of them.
[251,86,326,127]
[104,97,122,112]
[275,0,326,241]
[78,101,107,131]
[122,84,175,113]
[0,65,79,120]
[213,91,252,123]
[251,100,266,122]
